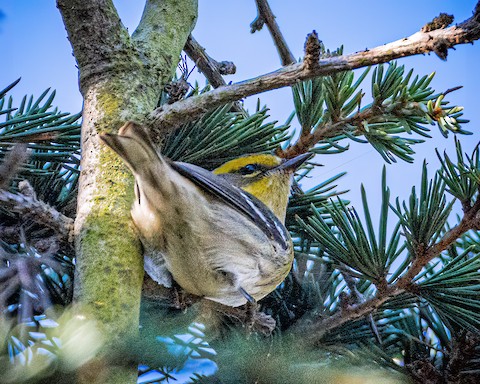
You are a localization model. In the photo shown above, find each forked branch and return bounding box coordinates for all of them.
[148,3,480,145]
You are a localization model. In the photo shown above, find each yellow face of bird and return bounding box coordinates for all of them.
[213,154,293,223]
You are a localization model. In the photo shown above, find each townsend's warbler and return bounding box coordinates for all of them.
[100,122,310,307]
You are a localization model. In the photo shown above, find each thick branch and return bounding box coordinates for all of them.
[57,1,198,383]
[133,0,198,86]
[56,0,133,91]
[251,0,296,65]
[148,5,480,137]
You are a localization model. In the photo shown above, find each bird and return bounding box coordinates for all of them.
[100,122,310,307]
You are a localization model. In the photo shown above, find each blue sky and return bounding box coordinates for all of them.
[1,0,479,215]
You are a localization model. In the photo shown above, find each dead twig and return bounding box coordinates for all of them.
[251,0,296,66]
[183,34,243,114]
[184,35,236,88]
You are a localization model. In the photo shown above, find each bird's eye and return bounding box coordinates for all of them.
[239,164,258,175]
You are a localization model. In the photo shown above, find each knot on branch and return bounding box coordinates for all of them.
[250,15,265,33]
[433,38,450,60]
[18,180,37,199]
[164,79,190,104]
[217,60,237,75]
[303,30,321,71]
[421,13,454,32]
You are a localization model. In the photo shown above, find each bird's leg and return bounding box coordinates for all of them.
[239,287,258,334]
[239,287,255,304]
[171,281,189,311]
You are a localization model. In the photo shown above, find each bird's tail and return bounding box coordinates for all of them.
[100,121,160,175]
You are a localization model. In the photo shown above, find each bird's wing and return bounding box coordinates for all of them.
[171,161,291,250]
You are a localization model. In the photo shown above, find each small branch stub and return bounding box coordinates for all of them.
[184,34,236,89]
[217,61,236,75]
[183,34,242,113]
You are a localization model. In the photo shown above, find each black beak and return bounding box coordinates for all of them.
[275,153,312,173]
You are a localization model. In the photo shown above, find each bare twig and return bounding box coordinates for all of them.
[148,3,480,139]
[183,34,243,113]
[251,0,296,66]
[0,183,74,243]
[184,35,236,88]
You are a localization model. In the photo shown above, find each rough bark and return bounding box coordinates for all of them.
[56,0,197,383]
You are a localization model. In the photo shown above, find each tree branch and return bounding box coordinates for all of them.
[133,0,199,86]
[57,1,198,382]
[183,34,243,113]
[280,93,416,158]
[56,0,133,91]
[0,187,74,243]
[398,193,480,287]
[184,34,236,88]
[297,192,480,342]
[147,4,480,141]
[251,0,296,66]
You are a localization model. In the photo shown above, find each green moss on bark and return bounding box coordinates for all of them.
[66,2,198,382]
